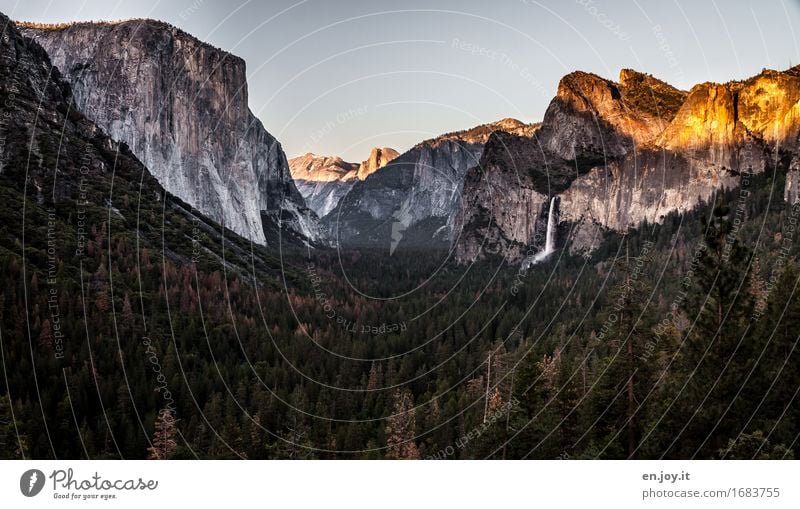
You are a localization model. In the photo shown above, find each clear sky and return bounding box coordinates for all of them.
[3,0,799,161]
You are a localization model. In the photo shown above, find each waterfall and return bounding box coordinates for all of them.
[529,197,557,265]
[544,196,557,256]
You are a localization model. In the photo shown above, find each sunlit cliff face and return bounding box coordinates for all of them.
[21,19,324,244]
[289,147,399,184]
[658,67,800,150]
[289,154,360,183]
[456,66,800,263]
[737,69,800,146]
[355,147,401,180]
[654,67,800,173]
[657,83,739,151]
[288,148,399,218]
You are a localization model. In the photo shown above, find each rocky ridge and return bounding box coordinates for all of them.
[327,118,539,250]
[456,67,800,263]
[289,147,399,217]
[21,19,321,245]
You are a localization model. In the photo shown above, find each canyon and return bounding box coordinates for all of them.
[326,118,538,250]
[17,19,800,262]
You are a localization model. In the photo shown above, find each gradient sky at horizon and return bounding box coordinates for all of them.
[2,0,799,161]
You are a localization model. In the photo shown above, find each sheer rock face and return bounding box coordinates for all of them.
[540,69,686,162]
[21,20,321,245]
[738,68,800,145]
[327,119,538,249]
[453,159,549,263]
[456,69,685,262]
[659,69,800,152]
[456,67,800,263]
[288,148,398,218]
[558,150,740,232]
[746,67,800,206]
[356,147,400,180]
[655,83,762,173]
[0,14,286,281]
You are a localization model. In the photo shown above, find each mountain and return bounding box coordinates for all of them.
[356,146,400,180]
[20,19,322,246]
[326,118,537,251]
[455,67,800,263]
[0,12,320,459]
[4,8,800,461]
[0,15,290,283]
[658,69,800,162]
[289,147,398,217]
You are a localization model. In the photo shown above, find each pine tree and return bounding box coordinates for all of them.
[718,431,793,459]
[268,387,314,459]
[367,362,380,391]
[589,239,658,458]
[750,262,800,450]
[95,284,110,313]
[121,293,135,329]
[507,348,566,459]
[662,200,756,458]
[0,395,28,459]
[38,319,53,351]
[385,389,419,459]
[750,256,768,316]
[147,409,178,460]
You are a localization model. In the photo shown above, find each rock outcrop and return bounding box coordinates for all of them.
[0,13,286,282]
[289,147,398,218]
[327,118,538,251]
[456,67,800,263]
[356,147,400,180]
[21,19,321,245]
[289,153,359,218]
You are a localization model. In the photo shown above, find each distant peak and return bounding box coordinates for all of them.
[289,148,400,183]
[490,118,526,130]
[416,118,538,149]
[357,147,400,180]
[368,147,400,160]
[619,68,683,93]
[556,70,611,95]
[288,153,358,182]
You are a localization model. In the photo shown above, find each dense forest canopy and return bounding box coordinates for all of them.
[3,162,799,459]
[0,11,798,460]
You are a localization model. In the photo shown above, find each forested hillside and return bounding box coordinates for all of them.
[0,13,799,460]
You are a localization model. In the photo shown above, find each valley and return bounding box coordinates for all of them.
[0,10,799,461]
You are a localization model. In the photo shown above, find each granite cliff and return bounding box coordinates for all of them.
[289,147,398,218]
[456,67,800,263]
[21,19,321,245]
[327,118,538,251]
